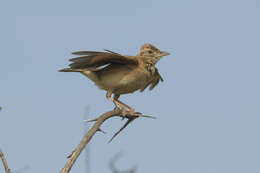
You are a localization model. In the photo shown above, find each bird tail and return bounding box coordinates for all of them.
[59,68,84,72]
[59,68,99,84]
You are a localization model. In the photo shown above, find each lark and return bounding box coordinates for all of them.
[60,44,169,115]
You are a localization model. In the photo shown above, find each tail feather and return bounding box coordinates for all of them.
[59,68,83,72]
[59,68,99,83]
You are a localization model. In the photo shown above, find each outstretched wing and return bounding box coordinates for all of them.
[68,50,138,69]
[140,68,164,92]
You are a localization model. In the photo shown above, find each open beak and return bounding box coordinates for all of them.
[159,51,170,57]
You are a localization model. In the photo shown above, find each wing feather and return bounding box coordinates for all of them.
[67,50,138,69]
[72,51,105,55]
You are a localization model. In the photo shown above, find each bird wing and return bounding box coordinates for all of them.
[140,68,164,92]
[68,50,138,69]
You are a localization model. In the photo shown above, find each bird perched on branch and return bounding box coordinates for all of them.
[60,44,169,115]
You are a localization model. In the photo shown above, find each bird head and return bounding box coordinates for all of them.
[138,44,170,65]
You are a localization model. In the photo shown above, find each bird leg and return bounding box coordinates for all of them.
[113,94,135,112]
[106,92,135,116]
[113,94,137,117]
[106,91,121,109]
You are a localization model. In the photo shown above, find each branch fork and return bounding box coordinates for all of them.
[60,109,155,173]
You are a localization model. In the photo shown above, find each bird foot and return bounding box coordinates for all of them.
[113,106,121,111]
[121,109,144,118]
[121,109,129,118]
[113,103,146,119]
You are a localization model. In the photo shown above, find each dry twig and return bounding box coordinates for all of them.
[0,148,11,173]
[60,109,154,173]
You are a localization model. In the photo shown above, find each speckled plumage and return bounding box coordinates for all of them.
[60,44,169,113]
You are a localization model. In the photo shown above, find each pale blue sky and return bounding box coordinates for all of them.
[0,0,260,173]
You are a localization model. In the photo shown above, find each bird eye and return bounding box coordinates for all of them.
[148,50,153,54]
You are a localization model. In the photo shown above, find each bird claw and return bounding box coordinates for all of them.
[113,106,121,111]
[121,108,137,118]
[115,106,148,119]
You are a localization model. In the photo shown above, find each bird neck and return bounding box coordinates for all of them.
[139,55,159,66]
[138,56,157,75]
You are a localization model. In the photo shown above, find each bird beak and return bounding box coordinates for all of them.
[159,51,170,57]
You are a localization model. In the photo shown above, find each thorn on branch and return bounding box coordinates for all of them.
[108,117,137,143]
[97,128,106,134]
[61,109,155,173]
[108,112,156,143]
[84,117,98,123]
[67,150,74,159]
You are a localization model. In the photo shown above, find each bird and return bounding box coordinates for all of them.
[59,44,169,115]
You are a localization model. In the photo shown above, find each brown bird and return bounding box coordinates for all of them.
[60,44,169,115]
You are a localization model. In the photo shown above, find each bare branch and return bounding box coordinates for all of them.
[60,109,153,173]
[108,117,137,143]
[60,109,121,173]
[0,148,11,173]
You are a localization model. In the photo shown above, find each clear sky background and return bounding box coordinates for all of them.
[0,0,260,173]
